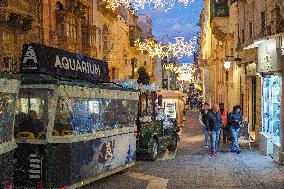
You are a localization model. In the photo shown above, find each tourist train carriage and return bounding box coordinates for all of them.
[14,44,139,188]
[0,73,20,188]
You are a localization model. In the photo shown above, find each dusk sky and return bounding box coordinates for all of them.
[138,0,204,63]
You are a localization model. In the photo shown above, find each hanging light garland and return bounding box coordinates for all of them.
[102,0,195,12]
[176,64,196,82]
[163,63,178,72]
[134,37,196,59]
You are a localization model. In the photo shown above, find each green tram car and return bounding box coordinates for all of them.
[0,73,20,188]
[14,44,139,188]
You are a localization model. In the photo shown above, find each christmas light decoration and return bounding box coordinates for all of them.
[135,37,196,59]
[163,63,178,72]
[176,64,196,82]
[102,0,195,12]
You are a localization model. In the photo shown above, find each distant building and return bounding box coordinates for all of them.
[137,14,154,41]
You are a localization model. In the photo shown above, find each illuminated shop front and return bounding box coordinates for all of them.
[256,38,283,164]
[262,75,281,150]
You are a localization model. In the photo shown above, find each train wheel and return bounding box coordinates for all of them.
[168,134,178,152]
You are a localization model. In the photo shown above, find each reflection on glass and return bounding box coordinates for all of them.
[53,96,138,136]
[0,92,16,144]
[15,89,50,139]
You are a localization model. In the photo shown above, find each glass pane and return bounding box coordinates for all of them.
[262,76,281,143]
[54,97,74,136]
[128,100,138,127]
[0,92,17,144]
[15,88,51,139]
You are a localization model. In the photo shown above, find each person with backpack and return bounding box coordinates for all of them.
[219,103,228,144]
[199,102,210,147]
[208,104,222,157]
[228,105,242,154]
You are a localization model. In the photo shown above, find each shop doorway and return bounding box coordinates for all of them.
[251,77,256,131]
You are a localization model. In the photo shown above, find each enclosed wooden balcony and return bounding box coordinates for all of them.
[0,0,36,31]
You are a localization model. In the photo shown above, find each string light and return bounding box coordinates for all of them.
[102,0,195,12]
[135,37,196,59]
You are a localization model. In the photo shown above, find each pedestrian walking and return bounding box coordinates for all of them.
[199,102,210,147]
[228,105,242,154]
[208,104,222,157]
[219,103,228,144]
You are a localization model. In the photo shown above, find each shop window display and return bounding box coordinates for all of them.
[262,76,281,143]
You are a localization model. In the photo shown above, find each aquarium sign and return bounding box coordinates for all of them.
[21,43,110,82]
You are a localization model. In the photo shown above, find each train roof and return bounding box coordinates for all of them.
[0,72,20,80]
[20,74,138,92]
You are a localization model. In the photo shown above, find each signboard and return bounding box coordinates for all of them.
[21,43,109,83]
[258,39,281,73]
[239,121,250,141]
[164,102,176,119]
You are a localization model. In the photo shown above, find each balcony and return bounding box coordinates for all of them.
[211,17,229,41]
[0,0,35,31]
[82,24,98,57]
[210,0,229,41]
[210,0,229,19]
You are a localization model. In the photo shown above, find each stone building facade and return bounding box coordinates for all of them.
[200,0,284,165]
[1,0,156,82]
[0,0,43,72]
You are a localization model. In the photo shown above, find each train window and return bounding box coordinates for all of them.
[53,96,138,135]
[128,100,138,127]
[54,97,75,136]
[0,92,17,144]
[15,89,51,140]
[54,98,106,136]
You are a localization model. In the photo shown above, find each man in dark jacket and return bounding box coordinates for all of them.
[208,104,222,157]
[199,102,210,147]
[228,105,242,154]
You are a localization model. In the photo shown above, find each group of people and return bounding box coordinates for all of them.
[199,103,243,157]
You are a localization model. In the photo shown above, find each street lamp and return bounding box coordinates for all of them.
[224,61,231,70]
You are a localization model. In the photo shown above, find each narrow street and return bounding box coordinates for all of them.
[83,110,284,189]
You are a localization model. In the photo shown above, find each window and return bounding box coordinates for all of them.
[249,22,253,39]
[66,16,77,40]
[111,67,118,80]
[91,28,96,47]
[55,2,65,43]
[280,36,284,55]
[261,12,266,33]
[82,27,89,48]
[242,29,245,43]
[53,97,138,135]
[0,92,17,144]
[15,89,52,139]
[98,29,102,51]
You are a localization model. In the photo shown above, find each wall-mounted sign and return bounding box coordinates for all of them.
[258,39,281,73]
[21,44,110,83]
[246,63,257,76]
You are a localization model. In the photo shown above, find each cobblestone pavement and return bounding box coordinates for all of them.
[83,110,284,189]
